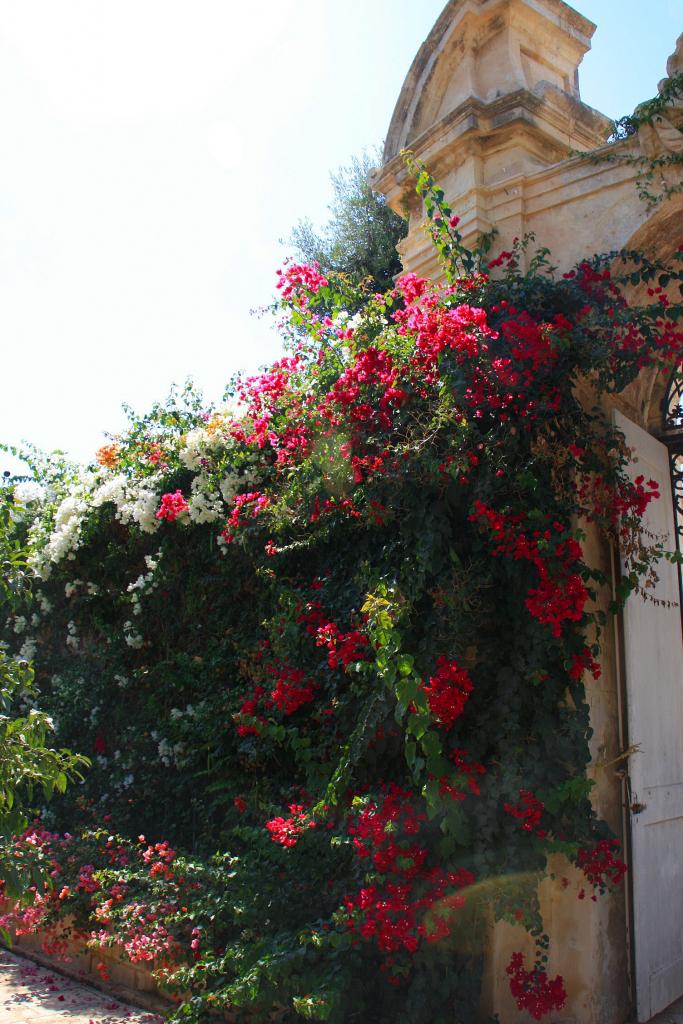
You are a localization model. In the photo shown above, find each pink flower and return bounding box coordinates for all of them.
[156,490,189,522]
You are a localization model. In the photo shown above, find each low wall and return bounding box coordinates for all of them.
[2,915,173,1018]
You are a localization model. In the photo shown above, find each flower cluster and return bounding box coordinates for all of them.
[142,840,176,881]
[577,839,627,894]
[95,444,120,469]
[578,471,661,538]
[156,491,189,523]
[506,952,567,1020]
[275,262,329,305]
[504,790,547,839]
[470,502,588,638]
[269,666,317,715]
[265,804,316,848]
[420,657,473,730]
[447,748,486,797]
[3,157,678,1024]
[221,490,270,543]
[343,786,475,961]
[0,826,196,977]
[234,686,267,737]
[315,619,370,670]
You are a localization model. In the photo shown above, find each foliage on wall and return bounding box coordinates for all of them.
[0,496,88,910]
[602,68,683,209]
[1,156,682,1022]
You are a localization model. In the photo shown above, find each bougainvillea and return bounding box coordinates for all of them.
[0,154,681,1023]
[506,952,567,1020]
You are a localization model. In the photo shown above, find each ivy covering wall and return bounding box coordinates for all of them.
[1,161,682,1023]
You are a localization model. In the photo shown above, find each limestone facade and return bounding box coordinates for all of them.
[374,3,683,1022]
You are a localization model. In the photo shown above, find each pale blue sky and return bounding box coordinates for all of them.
[0,0,680,468]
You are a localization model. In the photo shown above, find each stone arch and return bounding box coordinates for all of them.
[598,195,683,434]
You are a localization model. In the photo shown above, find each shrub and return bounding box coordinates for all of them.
[1,157,681,1021]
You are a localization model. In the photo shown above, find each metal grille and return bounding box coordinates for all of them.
[661,369,683,623]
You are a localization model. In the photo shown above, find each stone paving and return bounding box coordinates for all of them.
[2,944,683,1024]
[0,950,165,1024]
[650,996,683,1024]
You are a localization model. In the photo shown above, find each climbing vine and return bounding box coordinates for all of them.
[594,68,683,209]
[0,156,681,1022]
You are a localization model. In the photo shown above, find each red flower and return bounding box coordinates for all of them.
[577,839,627,891]
[265,805,315,848]
[507,952,566,1020]
[270,666,316,716]
[504,790,546,838]
[156,490,189,522]
[421,658,473,730]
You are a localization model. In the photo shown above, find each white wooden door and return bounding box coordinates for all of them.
[617,411,683,1022]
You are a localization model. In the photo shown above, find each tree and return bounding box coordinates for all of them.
[288,148,407,294]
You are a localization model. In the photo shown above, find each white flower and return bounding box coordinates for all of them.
[220,467,257,507]
[179,427,210,470]
[19,637,37,661]
[126,552,161,614]
[157,738,173,767]
[92,474,127,509]
[13,481,44,505]
[45,495,88,565]
[66,620,80,652]
[222,396,247,421]
[93,473,161,534]
[188,474,224,524]
[179,420,233,471]
[13,616,27,634]
[124,488,161,534]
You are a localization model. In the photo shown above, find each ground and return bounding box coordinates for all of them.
[2,946,683,1023]
[0,950,164,1024]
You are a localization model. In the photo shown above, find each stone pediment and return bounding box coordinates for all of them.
[383,0,607,164]
[373,0,682,281]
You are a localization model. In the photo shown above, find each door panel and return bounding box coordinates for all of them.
[616,411,683,1022]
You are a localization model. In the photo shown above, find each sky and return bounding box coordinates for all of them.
[0,0,680,470]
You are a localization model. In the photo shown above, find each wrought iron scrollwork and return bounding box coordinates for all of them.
[661,369,683,623]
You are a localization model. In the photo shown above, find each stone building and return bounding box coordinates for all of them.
[373,2,682,1021]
